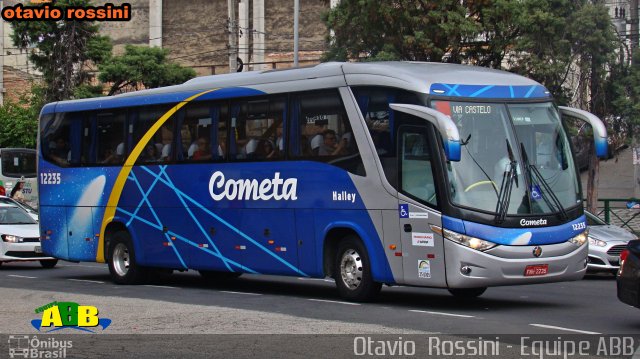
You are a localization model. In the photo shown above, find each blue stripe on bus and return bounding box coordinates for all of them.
[443,215,587,246]
[430,84,550,99]
[52,87,265,113]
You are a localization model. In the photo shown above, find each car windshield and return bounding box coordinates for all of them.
[0,197,37,214]
[432,101,580,215]
[0,206,36,224]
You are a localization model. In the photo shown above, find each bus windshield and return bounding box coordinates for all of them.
[1,149,37,178]
[433,101,580,215]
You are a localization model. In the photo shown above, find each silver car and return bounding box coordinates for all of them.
[0,203,57,268]
[586,211,638,273]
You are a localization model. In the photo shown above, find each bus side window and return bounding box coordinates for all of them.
[230,96,285,162]
[131,104,174,164]
[399,126,437,206]
[41,112,88,167]
[179,100,228,163]
[95,110,126,165]
[289,90,365,176]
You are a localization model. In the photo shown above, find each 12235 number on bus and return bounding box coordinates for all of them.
[40,172,61,185]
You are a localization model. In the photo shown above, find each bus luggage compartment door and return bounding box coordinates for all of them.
[66,206,97,261]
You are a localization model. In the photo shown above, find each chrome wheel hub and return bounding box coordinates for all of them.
[112,243,130,277]
[340,249,363,290]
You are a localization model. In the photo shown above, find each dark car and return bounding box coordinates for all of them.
[617,240,640,308]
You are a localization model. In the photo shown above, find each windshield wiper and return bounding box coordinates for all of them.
[495,140,518,224]
[520,143,568,220]
[463,134,499,200]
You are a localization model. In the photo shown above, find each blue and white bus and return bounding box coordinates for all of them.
[37,62,607,301]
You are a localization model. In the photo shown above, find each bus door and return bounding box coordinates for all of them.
[395,121,447,287]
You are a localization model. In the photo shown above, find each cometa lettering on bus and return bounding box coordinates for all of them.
[208,171,298,201]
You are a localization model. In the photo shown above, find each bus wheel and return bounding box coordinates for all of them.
[448,287,487,298]
[39,259,58,269]
[334,236,381,302]
[199,270,242,281]
[108,231,146,284]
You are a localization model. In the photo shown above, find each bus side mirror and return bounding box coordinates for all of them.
[389,104,461,161]
[559,106,608,159]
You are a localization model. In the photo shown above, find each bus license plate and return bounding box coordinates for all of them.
[524,264,548,276]
[34,246,42,254]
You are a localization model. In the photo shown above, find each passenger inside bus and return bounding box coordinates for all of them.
[260,139,277,159]
[192,137,213,161]
[141,144,160,162]
[318,129,348,156]
[49,137,70,166]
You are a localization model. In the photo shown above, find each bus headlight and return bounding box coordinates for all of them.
[443,229,497,251]
[2,235,23,243]
[588,236,606,247]
[569,230,588,247]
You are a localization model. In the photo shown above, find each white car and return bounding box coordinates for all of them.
[0,203,57,268]
[0,195,38,221]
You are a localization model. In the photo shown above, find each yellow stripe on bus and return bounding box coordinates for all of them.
[96,88,219,263]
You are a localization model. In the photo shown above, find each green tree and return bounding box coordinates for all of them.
[465,0,525,69]
[0,87,43,148]
[10,0,113,103]
[98,45,197,96]
[505,0,578,103]
[613,52,640,142]
[323,0,479,62]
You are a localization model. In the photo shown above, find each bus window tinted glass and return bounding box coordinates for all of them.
[351,87,421,184]
[180,101,228,162]
[96,111,126,165]
[231,97,285,161]
[290,90,364,176]
[132,105,173,164]
[40,112,88,167]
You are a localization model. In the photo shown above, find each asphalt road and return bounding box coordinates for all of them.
[0,260,638,335]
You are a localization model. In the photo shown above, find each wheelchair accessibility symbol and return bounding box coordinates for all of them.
[530,185,542,201]
[399,204,409,218]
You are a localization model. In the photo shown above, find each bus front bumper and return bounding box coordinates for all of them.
[444,240,588,288]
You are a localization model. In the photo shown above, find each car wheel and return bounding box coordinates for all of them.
[199,270,242,281]
[334,236,381,302]
[448,287,487,298]
[108,231,147,284]
[39,259,58,269]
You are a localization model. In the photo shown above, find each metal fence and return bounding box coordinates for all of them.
[588,198,640,235]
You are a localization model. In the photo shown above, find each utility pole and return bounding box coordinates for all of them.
[228,0,238,73]
[253,0,265,71]
[0,0,4,106]
[149,0,163,47]
[293,0,299,67]
[238,0,250,69]
[632,0,639,59]
[632,0,640,199]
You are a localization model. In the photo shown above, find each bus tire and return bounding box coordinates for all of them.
[334,236,381,302]
[199,270,242,281]
[448,287,487,298]
[39,259,58,269]
[108,231,147,284]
